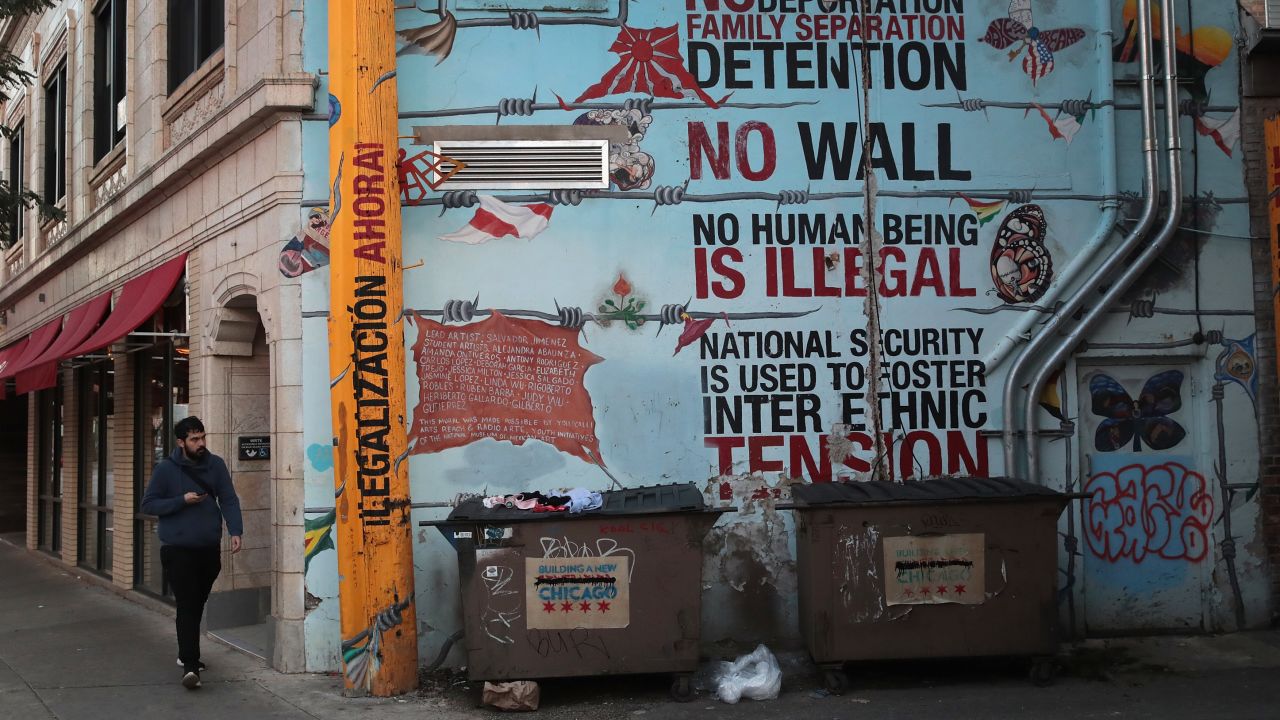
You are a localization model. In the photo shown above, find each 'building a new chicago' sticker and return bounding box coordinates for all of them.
[883,534,985,606]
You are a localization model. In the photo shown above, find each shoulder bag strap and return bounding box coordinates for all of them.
[166,457,216,497]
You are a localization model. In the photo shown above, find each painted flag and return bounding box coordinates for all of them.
[1024,101,1075,142]
[397,10,457,63]
[952,193,1007,226]
[304,510,336,572]
[1052,112,1083,145]
[673,313,729,356]
[1193,110,1241,157]
[575,25,721,109]
[1022,40,1055,85]
[1039,368,1066,421]
[438,195,554,245]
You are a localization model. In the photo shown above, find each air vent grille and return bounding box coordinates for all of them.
[433,140,610,190]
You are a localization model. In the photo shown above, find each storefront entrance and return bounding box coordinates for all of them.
[134,336,190,598]
[0,393,28,542]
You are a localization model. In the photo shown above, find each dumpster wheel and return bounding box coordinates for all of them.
[821,667,849,696]
[1029,657,1058,687]
[669,673,695,702]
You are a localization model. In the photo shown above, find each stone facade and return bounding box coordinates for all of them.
[0,1,312,670]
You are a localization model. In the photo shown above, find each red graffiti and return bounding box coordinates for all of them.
[598,521,672,535]
[1083,462,1214,563]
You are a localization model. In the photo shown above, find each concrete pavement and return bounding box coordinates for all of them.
[3,536,1280,719]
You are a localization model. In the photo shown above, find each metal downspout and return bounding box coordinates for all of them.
[982,0,1126,375]
[1025,0,1183,486]
[1000,0,1162,477]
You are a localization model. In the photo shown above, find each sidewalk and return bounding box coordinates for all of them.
[3,537,1280,720]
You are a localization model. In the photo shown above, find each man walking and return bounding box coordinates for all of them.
[141,416,243,690]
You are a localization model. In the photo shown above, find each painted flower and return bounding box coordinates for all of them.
[613,274,632,298]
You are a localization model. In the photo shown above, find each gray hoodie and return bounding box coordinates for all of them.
[141,448,243,548]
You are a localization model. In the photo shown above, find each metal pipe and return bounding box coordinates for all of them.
[1000,0,1163,476]
[981,0,1127,375]
[1025,0,1183,485]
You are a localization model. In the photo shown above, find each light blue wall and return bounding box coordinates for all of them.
[296,0,1268,671]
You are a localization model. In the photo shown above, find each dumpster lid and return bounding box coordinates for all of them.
[425,483,720,524]
[786,477,1070,508]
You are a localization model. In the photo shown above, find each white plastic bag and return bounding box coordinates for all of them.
[714,644,782,703]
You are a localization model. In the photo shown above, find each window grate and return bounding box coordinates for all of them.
[432,140,610,190]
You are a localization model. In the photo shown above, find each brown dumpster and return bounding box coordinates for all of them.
[784,477,1074,693]
[422,483,730,701]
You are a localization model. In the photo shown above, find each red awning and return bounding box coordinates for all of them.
[13,291,112,394]
[0,317,63,382]
[0,338,29,400]
[0,338,28,376]
[64,254,188,358]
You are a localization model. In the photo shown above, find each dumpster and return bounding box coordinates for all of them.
[784,477,1075,693]
[422,483,731,701]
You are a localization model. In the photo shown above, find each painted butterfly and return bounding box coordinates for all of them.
[980,0,1086,86]
[1089,370,1187,453]
[990,204,1053,304]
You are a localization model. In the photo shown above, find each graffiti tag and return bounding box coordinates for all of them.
[539,537,637,579]
[479,565,521,645]
[1084,462,1214,564]
[526,628,611,660]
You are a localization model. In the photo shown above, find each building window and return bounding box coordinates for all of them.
[44,63,67,204]
[134,337,188,598]
[168,0,223,92]
[37,379,63,555]
[5,121,24,250]
[134,280,188,599]
[78,359,114,577]
[94,0,127,162]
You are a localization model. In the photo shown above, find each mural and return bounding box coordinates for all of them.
[1112,0,1232,105]
[1089,370,1186,453]
[989,204,1053,304]
[295,0,1268,671]
[279,208,332,278]
[304,510,337,572]
[979,0,1086,85]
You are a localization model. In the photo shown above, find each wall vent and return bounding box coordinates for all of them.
[432,139,610,190]
[1268,0,1280,29]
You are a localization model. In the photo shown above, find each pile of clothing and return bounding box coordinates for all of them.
[482,488,603,514]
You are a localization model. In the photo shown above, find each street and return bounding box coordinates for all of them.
[3,537,1278,720]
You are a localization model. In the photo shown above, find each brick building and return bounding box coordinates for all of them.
[0,1,312,670]
[1239,0,1280,619]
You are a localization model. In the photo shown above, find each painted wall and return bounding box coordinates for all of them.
[294,0,1271,671]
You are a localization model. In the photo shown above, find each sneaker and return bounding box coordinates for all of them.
[176,659,207,671]
[182,671,202,690]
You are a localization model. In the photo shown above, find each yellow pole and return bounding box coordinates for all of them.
[327,0,418,696]
[1268,116,1280,398]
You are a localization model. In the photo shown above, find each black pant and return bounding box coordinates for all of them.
[161,545,222,673]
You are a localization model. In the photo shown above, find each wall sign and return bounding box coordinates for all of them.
[238,435,271,461]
